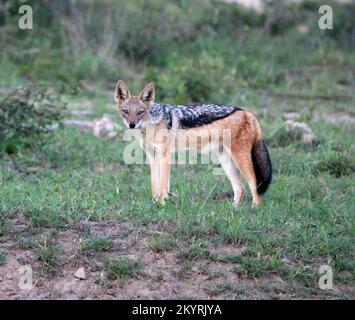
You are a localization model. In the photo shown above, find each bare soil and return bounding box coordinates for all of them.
[0,218,260,300]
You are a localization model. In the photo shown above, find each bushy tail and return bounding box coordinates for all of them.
[251,139,272,195]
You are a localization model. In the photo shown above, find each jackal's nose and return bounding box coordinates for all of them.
[129,123,135,129]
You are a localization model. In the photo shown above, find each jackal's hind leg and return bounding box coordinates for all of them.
[230,146,261,207]
[218,151,246,206]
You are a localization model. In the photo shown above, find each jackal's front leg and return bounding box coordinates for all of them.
[145,146,160,201]
[146,145,170,204]
[149,158,159,200]
[159,156,170,203]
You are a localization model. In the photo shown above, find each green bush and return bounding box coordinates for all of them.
[0,85,65,154]
[1,0,353,87]
[146,55,237,104]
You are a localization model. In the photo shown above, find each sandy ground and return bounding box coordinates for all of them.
[1,217,267,300]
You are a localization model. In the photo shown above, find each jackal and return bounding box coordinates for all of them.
[114,80,272,207]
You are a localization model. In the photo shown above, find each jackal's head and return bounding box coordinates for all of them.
[114,80,154,129]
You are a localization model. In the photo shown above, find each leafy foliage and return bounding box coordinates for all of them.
[1,0,353,90]
[0,85,65,153]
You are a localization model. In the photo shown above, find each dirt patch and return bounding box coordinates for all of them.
[1,218,351,299]
[0,218,258,299]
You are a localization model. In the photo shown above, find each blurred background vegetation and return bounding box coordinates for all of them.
[0,0,354,103]
[0,0,354,153]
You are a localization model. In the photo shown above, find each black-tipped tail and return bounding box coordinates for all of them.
[252,139,272,195]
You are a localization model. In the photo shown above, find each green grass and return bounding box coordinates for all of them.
[207,281,248,298]
[35,238,62,275]
[0,222,9,238]
[145,234,176,253]
[104,258,141,280]
[0,0,354,299]
[177,240,214,261]
[0,103,354,296]
[80,236,114,254]
[0,104,354,296]
[0,251,6,265]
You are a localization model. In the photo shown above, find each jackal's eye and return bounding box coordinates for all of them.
[121,109,129,116]
[137,110,145,116]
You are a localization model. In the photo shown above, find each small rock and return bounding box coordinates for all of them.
[74,267,86,280]
[191,266,199,273]
[283,120,316,144]
[297,25,309,34]
[93,115,120,140]
[63,115,121,140]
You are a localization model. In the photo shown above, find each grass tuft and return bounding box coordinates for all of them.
[36,239,62,275]
[0,251,6,265]
[145,234,176,253]
[177,240,214,261]
[80,236,114,254]
[104,258,141,280]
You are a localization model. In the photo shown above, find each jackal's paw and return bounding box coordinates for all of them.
[233,197,245,208]
[251,202,260,209]
[160,194,169,205]
[152,195,160,204]
[233,201,242,208]
[152,195,168,206]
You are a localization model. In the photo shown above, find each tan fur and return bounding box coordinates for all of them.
[115,80,266,207]
[143,111,262,205]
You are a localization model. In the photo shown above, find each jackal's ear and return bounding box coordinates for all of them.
[138,83,155,107]
[115,80,131,105]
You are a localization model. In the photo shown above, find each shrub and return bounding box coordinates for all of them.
[146,55,236,104]
[0,85,65,154]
